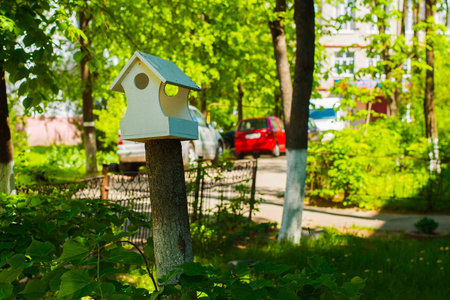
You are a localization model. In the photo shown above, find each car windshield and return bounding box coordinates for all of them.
[309,108,336,119]
[238,119,268,132]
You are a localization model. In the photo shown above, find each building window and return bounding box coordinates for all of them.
[367,55,381,68]
[334,51,355,76]
[368,5,391,34]
[336,0,356,31]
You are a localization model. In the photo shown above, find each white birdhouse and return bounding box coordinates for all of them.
[109,51,201,142]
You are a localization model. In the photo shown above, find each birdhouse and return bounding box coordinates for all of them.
[109,51,201,142]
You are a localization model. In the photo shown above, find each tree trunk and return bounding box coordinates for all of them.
[377,3,398,117]
[79,8,97,173]
[237,82,243,122]
[0,66,14,194]
[401,0,409,35]
[269,0,293,122]
[145,139,193,286]
[424,0,440,173]
[278,0,315,244]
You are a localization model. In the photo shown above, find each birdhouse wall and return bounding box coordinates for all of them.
[159,83,193,121]
[120,61,169,141]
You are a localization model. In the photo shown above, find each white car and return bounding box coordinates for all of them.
[117,106,224,171]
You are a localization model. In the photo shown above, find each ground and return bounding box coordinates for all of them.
[253,155,450,236]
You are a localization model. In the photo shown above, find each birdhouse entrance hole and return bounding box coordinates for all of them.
[164,83,179,97]
[134,73,149,90]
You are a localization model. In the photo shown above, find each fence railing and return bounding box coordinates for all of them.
[20,159,258,244]
[306,151,450,210]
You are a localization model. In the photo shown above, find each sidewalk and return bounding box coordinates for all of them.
[252,195,450,234]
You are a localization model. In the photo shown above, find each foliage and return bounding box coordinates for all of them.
[152,258,365,299]
[306,118,449,210]
[214,229,450,300]
[414,217,439,234]
[14,146,119,187]
[0,0,83,111]
[93,96,126,152]
[0,191,154,299]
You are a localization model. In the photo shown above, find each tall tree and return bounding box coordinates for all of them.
[0,66,14,194]
[78,3,98,173]
[269,0,292,123]
[424,0,440,172]
[0,0,76,193]
[278,0,315,243]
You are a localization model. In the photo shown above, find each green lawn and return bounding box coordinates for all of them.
[189,222,450,300]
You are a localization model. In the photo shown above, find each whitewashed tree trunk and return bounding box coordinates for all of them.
[0,161,15,194]
[277,0,315,243]
[278,149,307,243]
[0,66,15,195]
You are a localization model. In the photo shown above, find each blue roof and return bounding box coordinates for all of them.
[137,52,201,91]
[109,51,201,92]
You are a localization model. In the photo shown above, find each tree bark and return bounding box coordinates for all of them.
[401,0,409,35]
[424,0,440,172]
[269,0,293,124]
[79,7,98,173]
[0,66,14,194]
[377,2,398,117]
[237,82,243,122]
[145,139,193,286]
[278,0,315,243]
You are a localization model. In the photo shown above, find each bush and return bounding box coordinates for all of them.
[414,217,439,234]
[153,258,365,299]
[0,191,154,299]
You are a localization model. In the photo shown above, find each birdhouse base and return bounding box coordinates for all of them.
[121,117,198,143]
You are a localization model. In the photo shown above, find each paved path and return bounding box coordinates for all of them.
[252,155,450,234]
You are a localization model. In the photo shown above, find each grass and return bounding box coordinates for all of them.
[189,219,450,300]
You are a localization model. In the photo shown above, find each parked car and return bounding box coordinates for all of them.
[117,106,224,171]
[235,116,286,158]
[309,98,348,132]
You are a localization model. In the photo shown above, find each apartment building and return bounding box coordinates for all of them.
[316,0,449,119]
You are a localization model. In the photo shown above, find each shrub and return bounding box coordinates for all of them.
[0,191,154,299]
[414,217,439,234]
[152,257,365,299]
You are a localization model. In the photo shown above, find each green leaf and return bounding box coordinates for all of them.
[0,267,23,284]
[0,283,13,299]
[21,279,47,299]
[99,282,115,294]
[158,268,181,285]
[26,240,55,258]
[150,286,164,300]
[6,254,33,269]
[181,292,191,300]
[105,247,144,265]
[56,270,98,299]
[229,281,253,299]
[73,51,87,64]
[341,276,366,298]
[108,295,132,300]
[57,239,89,263]
[182,262,206,276]
[23,97,33,109]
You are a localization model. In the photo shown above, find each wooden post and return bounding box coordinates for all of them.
[191,156,203,222]
[248,159,258,221]
[101,164,109,200]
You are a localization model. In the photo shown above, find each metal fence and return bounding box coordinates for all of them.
[306,151,450,210]
[21,160,258,244]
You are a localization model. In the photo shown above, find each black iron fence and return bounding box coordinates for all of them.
[306,151,450,210]
[21,160,258,244]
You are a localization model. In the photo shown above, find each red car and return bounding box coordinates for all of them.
[235,116,286,158]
